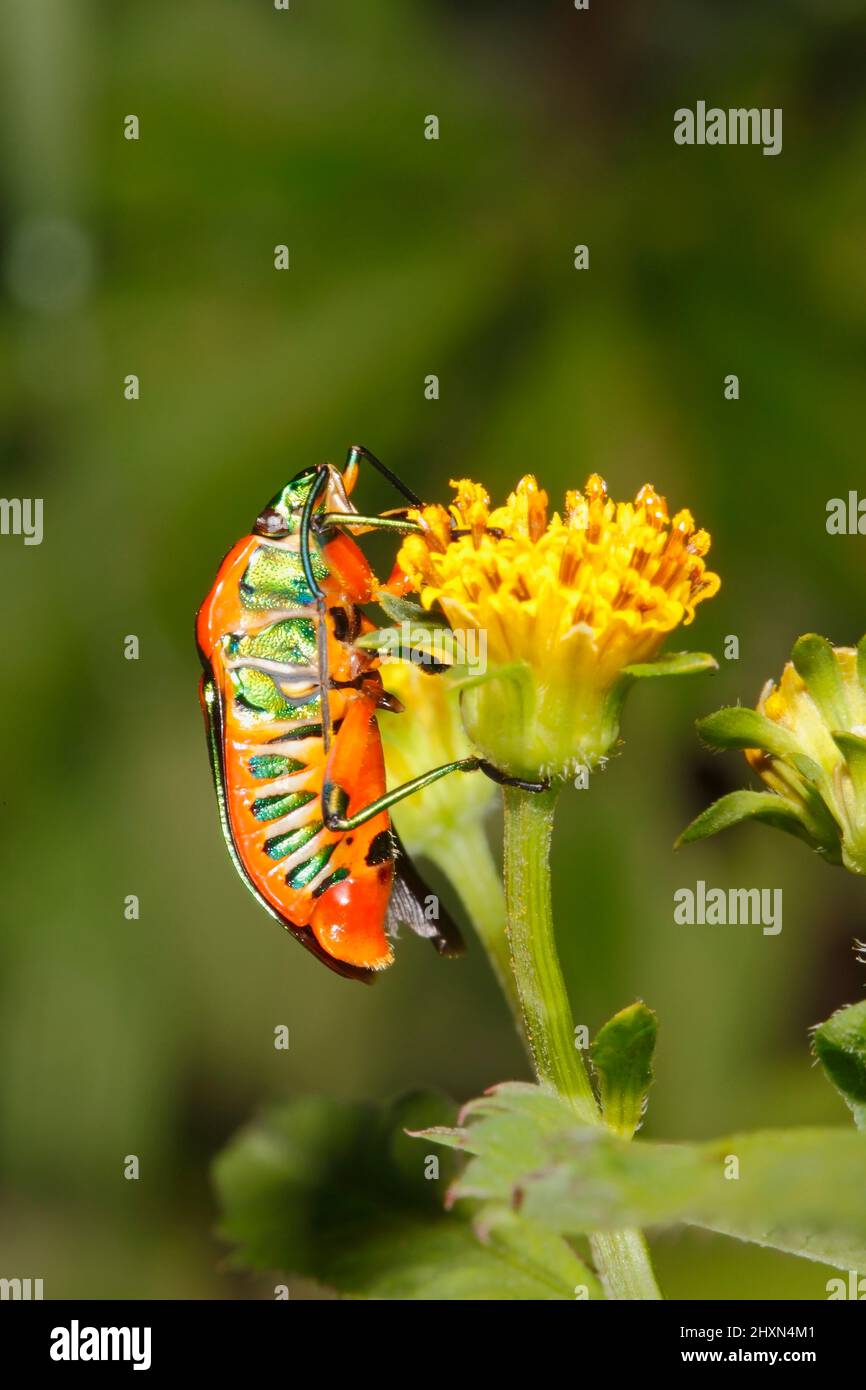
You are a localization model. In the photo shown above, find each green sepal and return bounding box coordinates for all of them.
[595,653,718,772]
[622,651,718,681]
[792,633,850,731]
[813,1000,866,1132]
[856,634,866,695]
[831,734,866,868]
[676,790,818,851]
[444,659,535,696]
[695,706,801,760]
[832,732,866,798]
[590,1002,658,1140]
[608,652,717,732]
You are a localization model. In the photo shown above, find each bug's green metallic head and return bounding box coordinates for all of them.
[254,464,355,539]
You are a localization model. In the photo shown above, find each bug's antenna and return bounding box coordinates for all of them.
[299,466,334,752]
[345,444,422,508]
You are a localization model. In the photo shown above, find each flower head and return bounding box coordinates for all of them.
[681,635,866,874]
[395,474,720,781]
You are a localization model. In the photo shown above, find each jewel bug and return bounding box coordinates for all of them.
[196,447,466,981]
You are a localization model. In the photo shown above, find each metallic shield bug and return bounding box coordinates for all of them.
[196,446,469,983]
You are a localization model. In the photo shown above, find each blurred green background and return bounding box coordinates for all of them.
[1,0,865,1299]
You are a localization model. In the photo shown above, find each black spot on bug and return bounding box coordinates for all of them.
[366,830,396,867]
[329,606,350,642]
[329,605,361,644]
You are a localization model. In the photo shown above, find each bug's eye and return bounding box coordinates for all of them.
[255,507,289,537]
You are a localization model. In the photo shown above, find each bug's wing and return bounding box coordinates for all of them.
[199,671,375,985]
[386,828,466,958]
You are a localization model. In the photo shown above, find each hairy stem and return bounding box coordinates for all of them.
[441,822,529,1055]
[502,785,662,1301]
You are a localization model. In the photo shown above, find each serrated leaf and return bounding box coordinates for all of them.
[813,1000,866,1131]
[418,1083,866,1272]
[622,651,718,680]
[695,707,801,759]
[213,1091,596,1299]
[676,790,816,850]
[792,633,850,731]
[590,1003,658,1139]
[471,1206,602,1299]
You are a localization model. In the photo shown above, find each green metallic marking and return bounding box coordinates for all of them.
[312,866,350,898]
[252,789,316,822]
[233,667,321,721]
[235,618,317,666]
[264,820,322,861]
[248,753,304,779]
[261,472,324,538]
[240,544,328,609]
[286,841,336,890]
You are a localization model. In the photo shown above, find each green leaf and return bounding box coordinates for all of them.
[792,633,849,731]
[813,1000,866,1132]
[417,1083,866,1272]
[355,624,459,664]
[622,651,718,680]
[590,1002,658,1139]
[695,706,800,759]
[213,1091,598,1299]
[676,790,816,850]
[376,592,434,624]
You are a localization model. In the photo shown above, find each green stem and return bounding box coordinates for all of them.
[501,786,597,1122]
[438,822,529,1056]
[502,784,662,1301]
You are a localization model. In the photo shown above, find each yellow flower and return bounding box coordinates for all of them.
[395,474,720,781]
[682,635,866,873]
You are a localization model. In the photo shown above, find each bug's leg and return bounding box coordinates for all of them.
[298,465,329,600]
[315,512,423,536]
[323,756,549,830]
[298,465,335,751]
[323,757,481,832]
[475,761,550,792]
[343,444,422,507]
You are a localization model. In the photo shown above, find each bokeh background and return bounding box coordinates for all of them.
[1,0,865,1299]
